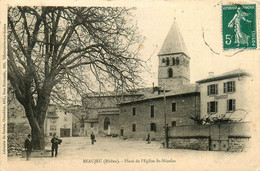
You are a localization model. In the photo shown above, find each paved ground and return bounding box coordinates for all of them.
[3,137,260,171]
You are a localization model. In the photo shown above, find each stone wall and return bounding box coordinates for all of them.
[228,137,250,152]
[98,114,119,136]
[168,137,209,150]
[119,93,200,140]
[8,133,28,156]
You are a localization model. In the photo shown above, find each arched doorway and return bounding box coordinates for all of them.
[104,117,111,135]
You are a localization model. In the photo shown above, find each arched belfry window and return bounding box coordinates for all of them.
[176,57,179,65]
[166,58,170,66]
[162,58,165,64]
[168,68,173,78]
[104,117,110,130]
[172,58,175,65]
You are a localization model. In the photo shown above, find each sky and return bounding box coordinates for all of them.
[132,1,260,87]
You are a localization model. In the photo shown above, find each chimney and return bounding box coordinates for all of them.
[208,72,214,77]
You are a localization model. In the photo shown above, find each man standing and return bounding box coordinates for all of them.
[91,132,95,145]
[147,133,151,144]
[24,134,32,160]
[51,134,60,157]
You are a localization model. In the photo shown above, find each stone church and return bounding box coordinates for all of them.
[81,21,200,140]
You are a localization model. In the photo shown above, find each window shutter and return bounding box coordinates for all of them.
[226,100,229,111]
[207,102,210,113]
[207,85,210,95]
[216,84,218,95]
[215,102,218,112]
[224,83,227,93]
[233,99,236,111]
[233,81,236,92]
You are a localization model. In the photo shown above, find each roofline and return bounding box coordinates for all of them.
[158,52,190,59]
[98,113,119,115]
[196,72,250,84]
[84,94,144,98]
[119,91,200,106]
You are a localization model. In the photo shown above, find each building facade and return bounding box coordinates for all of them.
[44,104,73,137]
[196,69,251,122]
[119,85,200,140]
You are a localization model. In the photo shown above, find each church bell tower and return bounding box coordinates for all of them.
[158,21,190,89]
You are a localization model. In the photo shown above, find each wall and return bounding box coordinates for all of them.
[98,114,119,136]
[119,93,200,140]
[85,122,98,136]
[158,53,190,88]
[168,122,251,151]
[199,76,251,119]
[169,137,209,150]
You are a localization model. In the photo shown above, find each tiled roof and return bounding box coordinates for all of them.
[196,69,250,84]
[120,84,199,105]
[158,21,189,57]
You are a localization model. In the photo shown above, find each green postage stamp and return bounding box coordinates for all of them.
[222,4,257,50]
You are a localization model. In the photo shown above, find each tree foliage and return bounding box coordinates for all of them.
[8,6,143,149]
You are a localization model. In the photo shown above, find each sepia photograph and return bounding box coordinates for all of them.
[1,0,260,170]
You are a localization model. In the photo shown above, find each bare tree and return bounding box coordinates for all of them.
[8,6,144,150]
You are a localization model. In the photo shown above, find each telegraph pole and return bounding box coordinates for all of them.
[163,84,168,148]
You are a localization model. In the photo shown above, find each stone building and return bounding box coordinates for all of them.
[81,21,199,140]
[44,104,73,137]
[119,84,200,140]
[81,92,144,136]
[158,21,190,88]
[196,69,251,122]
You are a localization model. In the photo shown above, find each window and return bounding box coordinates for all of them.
[176,57,179,65]
[132,124,136,132]
[50,125,56,130]
[172,102,176,112]
[132,107,136,116]
[172,58,176,65]
[166,58,170,66]
[171,121,177,127]
[207,84,218,95]
[65,111,67,115]
[151,105,154,118]
[150,123,156,132]
[224,81,236,93]
[168,68,173,78]
[162,58,165,63]
[91,123,94,128]
[227,99,236,112]
[207,101,218,113]
[50,133,52,136]
[104,117,110,130]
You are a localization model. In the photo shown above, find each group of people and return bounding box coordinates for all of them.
[24,132,96,160]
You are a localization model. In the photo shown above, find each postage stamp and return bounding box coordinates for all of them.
[222,4,257,50]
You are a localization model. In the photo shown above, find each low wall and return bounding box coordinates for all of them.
[169,137,209,151]
[228,137,250,152]
[168,122,251,151]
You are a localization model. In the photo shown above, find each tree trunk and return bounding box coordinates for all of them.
[31,125,45,150]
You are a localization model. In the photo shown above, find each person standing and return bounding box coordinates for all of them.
[51,134,60,157]
[91,132,95,145]
[147,133,151,144]
[24,134,32,160]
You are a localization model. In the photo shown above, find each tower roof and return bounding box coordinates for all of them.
[158,21,189,56]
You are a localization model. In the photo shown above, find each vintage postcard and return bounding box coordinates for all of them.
[0,0,260,170]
